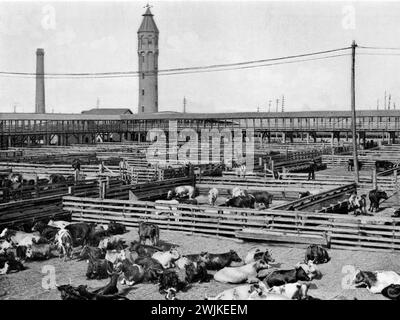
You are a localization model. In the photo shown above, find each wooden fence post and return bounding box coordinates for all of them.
[372,168,377,190]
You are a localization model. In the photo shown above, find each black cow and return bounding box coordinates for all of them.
[225,196,255,209]
[184,251,210,264]
[185,261,209,283]
[107,221,126,235]
[159,269,187,294]
[264,267,311,287]
[138,222,160,246]
[204,250,243,270]
[178,198,198,205]
[299,191,311,199]
[0,255,26,274]
[86,253,113,280]
[134,256,164,283]
[251,191,273,209]
[49,174,67,185]
[368,189,388,212]
[65,222,94,246]
[382,284,400,300]
[116,259,145,286]
[304,244,330,264]
[31,221,59,242]
[130,241,161,257]
[78,245,105,261]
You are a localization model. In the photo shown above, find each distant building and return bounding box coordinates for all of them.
[81,108,133,115]
[138,6,159,114]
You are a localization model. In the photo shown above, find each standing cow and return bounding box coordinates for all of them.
[368,189,388,212]
[138,222,160,246]
[208,188,219,206]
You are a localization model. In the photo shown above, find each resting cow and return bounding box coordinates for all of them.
[264,266,311,287]
[304,244,330,264]
[206,281,268,300]
[204,250,243,270]
[381,284,400,300]
[268,282,310,300]
[352,270,400,294]
[244,247,275,264]
[152,248,180,269]
[214,260,269,284]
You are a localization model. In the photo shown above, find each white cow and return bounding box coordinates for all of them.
[214,260,269,284]
[152,248,181,269]
[206,281,268,300]
[352,270,400,294]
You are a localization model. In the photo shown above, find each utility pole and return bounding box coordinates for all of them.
[275,99,279,112]
[183,96,187,113]
[257,106,260,112]
[281,95,285,112]
[268,100,272,113]
[351,40,359,183]
[377,99,379,110]
[388,94,392,110]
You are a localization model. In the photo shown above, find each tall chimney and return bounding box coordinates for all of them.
[35,48,45,114]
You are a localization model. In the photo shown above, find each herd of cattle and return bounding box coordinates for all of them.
[1,217,400,300]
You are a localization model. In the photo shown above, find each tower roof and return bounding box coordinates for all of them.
[138,7,159,33]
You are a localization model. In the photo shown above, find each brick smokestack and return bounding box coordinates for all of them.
[35,48,45,114]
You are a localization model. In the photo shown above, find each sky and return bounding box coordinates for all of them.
[1,0,400,114]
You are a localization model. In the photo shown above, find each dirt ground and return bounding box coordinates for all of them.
[1,228,399,300]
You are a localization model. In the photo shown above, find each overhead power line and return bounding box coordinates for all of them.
[0,46,351,79]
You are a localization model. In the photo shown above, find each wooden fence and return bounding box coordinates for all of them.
[63,196,400,253]
[0,195,67,228]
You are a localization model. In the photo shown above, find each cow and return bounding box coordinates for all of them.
[228,187,248,198]
[204,250,243,270]
[86,254,113,280]
[158,269,187,294]
[206,281,269,300]
[251,191,273,209]
[105,249,126,264]
[304,244,330,264]
[134,256,164,282]
[348,193,368,215]
[32,221,59,242]
[295,261,321,280]
[138,222,159,246]
[167,185,198,200]
[268,282,310,300]
[351,270,400,294]
[107,221,126,235]
[248,291,290,300]
[225,195,255,209]
[381,284,400,300]
[0,228,43,246]
[264,266,311,287]
[185,261,209,283]
[369,189,388,212]
[129,241,161,257]
[26,243,58,260]
[78,245,105,261]
[116,260,145,286]
[183,251,210,264]
[298,190,319,199]
[152,248,180,269]
[244,247,275,264]
[65,222,95,246]
[98,236,126,251]
[0,255,26,274]
[214,260,270,284]
[48,220,71,229]
[0,240,13,255]
[208,188,219,206]
[55,229,73,260]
